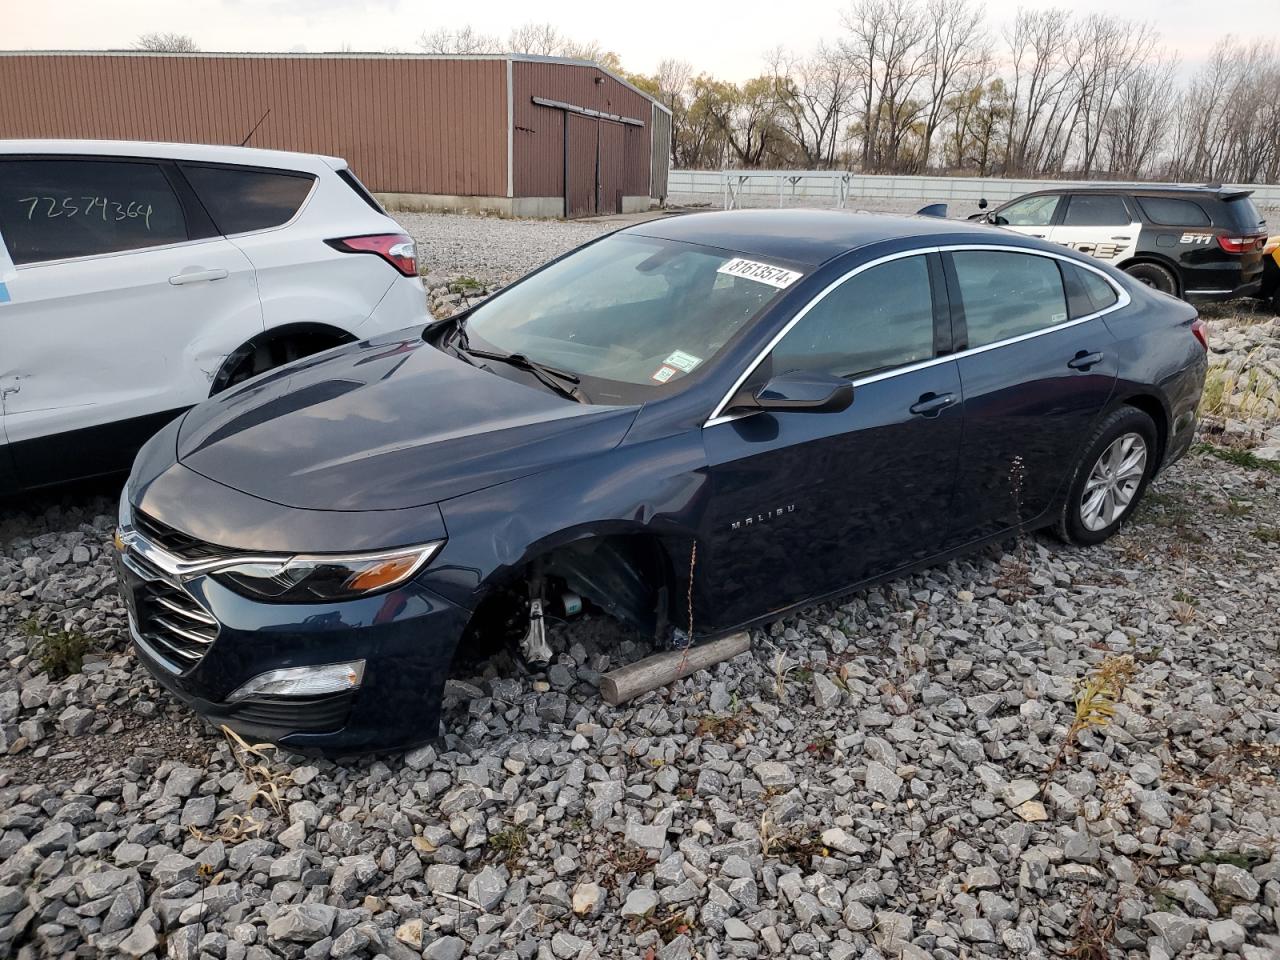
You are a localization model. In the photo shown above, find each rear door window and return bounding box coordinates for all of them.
[951,250,1069,348]
[1062,195,1132,227]
[771,254,937,380]
[180,164,316,234]
[1137,196,1211,227]
[0,158,188,265]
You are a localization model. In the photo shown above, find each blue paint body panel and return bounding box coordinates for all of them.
[117,210,1207,752]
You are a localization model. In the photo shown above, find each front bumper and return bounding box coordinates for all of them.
[115,547,470,753]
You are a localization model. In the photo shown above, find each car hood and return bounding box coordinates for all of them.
[177,333,639,510]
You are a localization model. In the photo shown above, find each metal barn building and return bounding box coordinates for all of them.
[0,51,672,218]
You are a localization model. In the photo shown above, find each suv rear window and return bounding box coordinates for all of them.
[0,158,189,265]
[1137,196,1211,227]
[1220,195,1266,234]
[180,164,315,235]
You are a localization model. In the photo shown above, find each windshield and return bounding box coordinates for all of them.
[461,234,798,398]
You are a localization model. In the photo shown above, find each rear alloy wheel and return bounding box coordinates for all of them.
[1057,407,1158,545]
[1122,261,1178,296]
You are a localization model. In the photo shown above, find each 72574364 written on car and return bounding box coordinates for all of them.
[113,210,1208,752]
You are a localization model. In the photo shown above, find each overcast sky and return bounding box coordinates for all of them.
[5,0,1278,80]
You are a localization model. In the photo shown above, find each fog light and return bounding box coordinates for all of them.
[227,660,365,702]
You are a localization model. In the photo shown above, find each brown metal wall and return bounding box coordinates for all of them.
[0,54,508,197]
[512,60,652,201]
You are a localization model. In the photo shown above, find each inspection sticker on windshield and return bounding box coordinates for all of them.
[663,350,702,373]
[651,365,678,383]
[717,258,803,289]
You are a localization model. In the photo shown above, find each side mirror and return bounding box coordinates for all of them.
[730,371,854,414]
[978,198,988,210]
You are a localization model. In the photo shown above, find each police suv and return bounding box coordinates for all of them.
[976,185,1267,303]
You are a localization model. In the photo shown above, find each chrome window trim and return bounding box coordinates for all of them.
[704,242,1130,428]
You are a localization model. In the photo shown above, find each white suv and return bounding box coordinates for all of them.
[0,140,428,493]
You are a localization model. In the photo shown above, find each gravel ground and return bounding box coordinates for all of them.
[3,221,1280,959]
[398,212,614,286]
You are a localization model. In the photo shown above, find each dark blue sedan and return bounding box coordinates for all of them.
[114,210,1207,752]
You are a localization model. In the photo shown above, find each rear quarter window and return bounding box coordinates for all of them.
[1137,197,1211,227]
[337,168,388,214]
[0,158,188,265]
[180,164,316,234]
[1061,262,1119,318]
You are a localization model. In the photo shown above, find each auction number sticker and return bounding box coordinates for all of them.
[717,257,803,289]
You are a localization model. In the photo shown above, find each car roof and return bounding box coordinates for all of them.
[0,138,345,173]
[1008,183,1249,201]
[625,209,1031,268]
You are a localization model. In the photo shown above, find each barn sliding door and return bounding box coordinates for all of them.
[566,114,597,218]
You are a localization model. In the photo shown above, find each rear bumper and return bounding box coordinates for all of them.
[1185,279,1262,303]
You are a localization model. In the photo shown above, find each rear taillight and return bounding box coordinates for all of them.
[1216,234,1266,254]
[326,233,418,277]
[1191,317,1208,351]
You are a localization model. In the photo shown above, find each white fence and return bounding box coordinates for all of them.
[668,169,1280,213]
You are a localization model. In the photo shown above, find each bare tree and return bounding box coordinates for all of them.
[1065,15,1160,177]
[840,0,935,172]
[1101,57,1177,178]
[1002,9,1078,176]
[915,0,988,172]
[416,26,501,55]
[134,32,198,52]
[766,44,857,168]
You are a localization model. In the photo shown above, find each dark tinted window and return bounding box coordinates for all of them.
[337,168,386,214]
[995,194,1060,226]
[1221,195,1266,233]
[1062,262,1119,318]
[952,251,1068,348]
[181,164,315,234]
[1063,194,1131,226]
[1137,196,1211,227]
[772,255,935,380]
[0,158,187,265]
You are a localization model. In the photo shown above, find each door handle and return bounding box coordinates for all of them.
[1067,351,1104,371]
[169,268,229,285]
[909,392,955,417]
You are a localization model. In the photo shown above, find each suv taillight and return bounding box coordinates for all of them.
[1191,317,1208,351]
[326,233,418,277]
[1217,234,1266,254]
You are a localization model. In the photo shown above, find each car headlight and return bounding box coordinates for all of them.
[211,542,443,603]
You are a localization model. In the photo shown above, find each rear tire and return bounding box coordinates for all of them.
[1123,261,1178,297]
[1056,407,1159,546]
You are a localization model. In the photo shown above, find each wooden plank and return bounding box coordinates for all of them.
[599,632,752,706]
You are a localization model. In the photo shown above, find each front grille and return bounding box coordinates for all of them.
[135,579,219,671]
[133,511,226,561]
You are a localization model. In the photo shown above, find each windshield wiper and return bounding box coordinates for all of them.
[453,323,588,403]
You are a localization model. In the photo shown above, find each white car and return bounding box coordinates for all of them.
[0,140,428,493]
